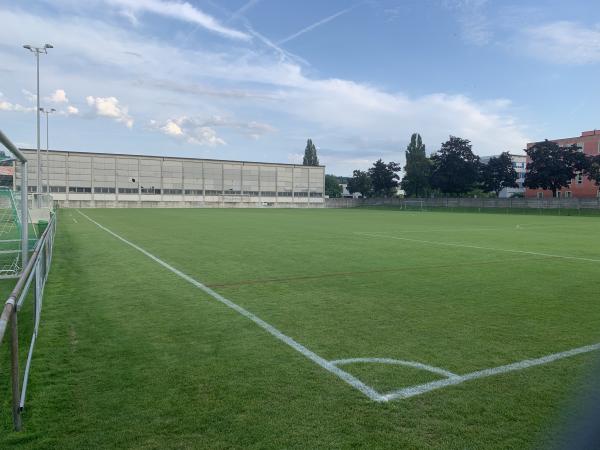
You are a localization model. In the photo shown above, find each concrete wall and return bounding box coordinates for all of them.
[16,149,325,208]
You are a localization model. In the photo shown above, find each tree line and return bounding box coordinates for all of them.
[344,134,520,198]
[308,135,600,199]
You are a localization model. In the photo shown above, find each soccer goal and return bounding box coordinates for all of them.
[0,188,35,278]
[402,200,426,211]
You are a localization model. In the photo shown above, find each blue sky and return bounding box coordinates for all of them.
[0,0,599,175]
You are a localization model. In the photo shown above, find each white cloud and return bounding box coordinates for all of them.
[66,105,79,115]
[105,0,251,41]
[85,96,133,128]
[161,119,183,136]
[150,117,225,146]
[21,89,37,103]
[0,7,530,172]
[150,115,275,145]
[188,127,225,146]
[47,89,69,103]
[523,21,600,64]
[0,96,36,113]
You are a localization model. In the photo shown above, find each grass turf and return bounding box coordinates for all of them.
[1,207,600,448]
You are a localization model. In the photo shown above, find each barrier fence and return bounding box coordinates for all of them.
[325,197,600,214]
[0,213,56,430]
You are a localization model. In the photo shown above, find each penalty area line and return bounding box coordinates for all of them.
[76,210,383,402]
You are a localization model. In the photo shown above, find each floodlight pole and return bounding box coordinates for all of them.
[21,163,28,268]
[23,44,53,206]
[40,108,56,195]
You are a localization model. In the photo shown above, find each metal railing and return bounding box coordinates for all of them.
[326,196,600,213]
[0,213,56,431]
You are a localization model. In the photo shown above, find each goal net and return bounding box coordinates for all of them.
[0,188,34,278]
[402,200,426,211]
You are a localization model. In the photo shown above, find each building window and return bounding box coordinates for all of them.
[597,142,600,153]
[294,192,308,197]
[243,191,259,196]
[260,191,277,197]
[184,189,203,195]
[163,189,182,195]
[205,190,222,195]
[556,191,561,198]
[28,186,37,193]
[537,192,543,199]
[310,192,323,198]
[576,173,583,184]
[118,187,138,194]
[141,188,161,195]
[565,191,572,198]
[277,191,293,197]
[577,142,585,152]
[224,190,241,195]
[50,186,66,193]
[94,187,115,194]
[69,186,92,193]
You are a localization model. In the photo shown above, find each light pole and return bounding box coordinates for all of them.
[39,107,56,195]
[23,43,53,204]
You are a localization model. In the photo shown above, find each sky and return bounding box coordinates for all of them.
[0,0,599,175]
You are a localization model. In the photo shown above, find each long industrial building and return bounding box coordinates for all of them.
[15,149,325,208]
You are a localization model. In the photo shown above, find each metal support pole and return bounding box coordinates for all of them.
[10,307,22,431]
[21,162,29,268]
[46,111,49,194]
[36,51,41,206]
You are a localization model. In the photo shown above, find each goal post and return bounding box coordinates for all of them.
[0,129,31,274]
[402,199,426,211]
[0,188,37,278]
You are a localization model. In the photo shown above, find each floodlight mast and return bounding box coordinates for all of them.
[39,108,56,195]
[23,44,53,206]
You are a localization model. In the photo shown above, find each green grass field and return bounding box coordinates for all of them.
[2,207,600,448]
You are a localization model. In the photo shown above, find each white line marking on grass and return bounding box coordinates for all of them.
[355,232,600,263]
[381,342,600,401]
[77,210,384,402]
[330,358,460,379]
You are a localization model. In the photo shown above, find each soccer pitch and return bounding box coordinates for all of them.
[2,207,600,448]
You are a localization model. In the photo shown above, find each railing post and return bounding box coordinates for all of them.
[10,306,22,431]
[21,161,28,269]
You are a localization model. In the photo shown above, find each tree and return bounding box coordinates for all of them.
[524,140,589,197]
[401,133,431,197]
[302,139,319,166]
[347,170,372,197]
[480,152,518,196]
[586,155,600,186]
[430,136,480,195]
[325,174,342,198]
[368,159,401,197]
